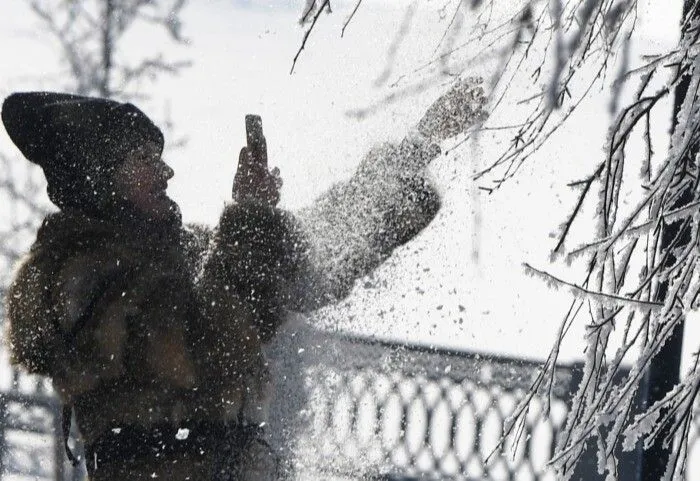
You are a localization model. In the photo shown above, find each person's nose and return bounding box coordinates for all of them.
[160,162,174,181]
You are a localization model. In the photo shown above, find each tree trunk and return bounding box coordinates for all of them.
[639,1,697,479]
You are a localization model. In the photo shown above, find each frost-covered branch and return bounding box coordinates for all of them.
[294,0,700,477]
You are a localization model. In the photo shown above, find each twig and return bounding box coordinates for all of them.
[341,0,363,37]
[553,162,605,254]
[524,263,663,309]
[291,0,331,74]
[567,200,700,261]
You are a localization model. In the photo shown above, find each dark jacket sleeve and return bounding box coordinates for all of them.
[5,247,135,400]
[5,251,61,376]
[290,79,488,310]
[6,232,200,404]
[201,201,308,341]
[200,139,441,321]
[292,139,441,311]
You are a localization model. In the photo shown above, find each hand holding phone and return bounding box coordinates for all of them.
[233,115,282,206]
[245,114,266,166]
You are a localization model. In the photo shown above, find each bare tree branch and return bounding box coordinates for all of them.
[341,0,363,38]
[291,0,331,74]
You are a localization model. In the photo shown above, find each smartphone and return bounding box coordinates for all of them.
[245,114,264,149]
[244,114,266,171]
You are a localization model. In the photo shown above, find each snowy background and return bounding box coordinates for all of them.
[0,0,696,380]
[3,1,700,479]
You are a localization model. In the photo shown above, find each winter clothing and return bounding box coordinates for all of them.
[1,92,163,212]
[85,421,275,481]
[2,91,444,480]
[7,202,300,480]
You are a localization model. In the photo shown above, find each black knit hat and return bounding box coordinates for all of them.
[1,92,164,210]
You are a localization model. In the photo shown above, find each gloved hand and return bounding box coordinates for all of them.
[232,119,282,207]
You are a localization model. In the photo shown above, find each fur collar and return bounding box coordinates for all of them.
[33,209,184,254]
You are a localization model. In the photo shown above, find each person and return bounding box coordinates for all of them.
[1,84,484,480]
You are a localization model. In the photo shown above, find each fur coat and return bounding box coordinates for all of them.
[6,201,303,479]
[5,140,441,480]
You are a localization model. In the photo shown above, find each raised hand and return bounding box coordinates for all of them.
[232,115,282,207]
[416,77,487,143]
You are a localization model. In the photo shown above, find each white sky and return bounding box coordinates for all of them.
[1,0,697,369]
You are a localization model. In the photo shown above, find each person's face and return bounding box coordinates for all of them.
[112,142,176,220]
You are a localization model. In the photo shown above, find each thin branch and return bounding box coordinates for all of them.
[291,0,331,74]
[341,0,363,38]
[567,201,700,261]
[553,162,605,254]
[524,263,663,310]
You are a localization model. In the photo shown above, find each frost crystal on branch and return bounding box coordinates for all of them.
[487,2,700,478]
[295,0,700,477]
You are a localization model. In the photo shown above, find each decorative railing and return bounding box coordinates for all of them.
[272,332,577,481]
[1,328,695,480]
[0,369,84,481]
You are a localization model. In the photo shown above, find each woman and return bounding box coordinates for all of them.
[1,84,480,479]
